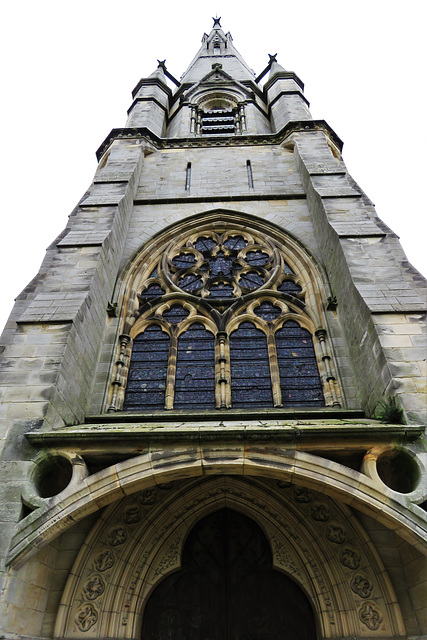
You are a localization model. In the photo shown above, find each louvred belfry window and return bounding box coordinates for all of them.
[109,223,342,412]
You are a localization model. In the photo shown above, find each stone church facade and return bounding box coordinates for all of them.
[0,19,426,640]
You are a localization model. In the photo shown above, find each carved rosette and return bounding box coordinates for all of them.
[339,546,361,571]
[75,603,98,632]
[359,602,383,631]
[83,575,105,601]
[351,573,374,599]
[93,548,115,573]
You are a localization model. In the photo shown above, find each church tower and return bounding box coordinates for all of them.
[0,19,426,640]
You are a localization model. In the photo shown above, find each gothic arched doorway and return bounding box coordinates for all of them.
[141,508,317,639]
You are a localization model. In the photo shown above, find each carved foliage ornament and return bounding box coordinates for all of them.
[75,603,98,632]
[94,548,115,573]
[351,574,374,599]
[359,603,383,631]
[83,575,105,601]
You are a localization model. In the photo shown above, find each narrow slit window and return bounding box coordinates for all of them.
[185,162,191,191]
[246,160,254,189]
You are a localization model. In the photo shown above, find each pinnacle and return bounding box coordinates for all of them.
[268,54,287,77]
[148,60,167,82]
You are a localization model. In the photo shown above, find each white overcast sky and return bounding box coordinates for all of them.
[1,1,426,333]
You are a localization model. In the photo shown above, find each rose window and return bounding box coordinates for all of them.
[109,225,342,413]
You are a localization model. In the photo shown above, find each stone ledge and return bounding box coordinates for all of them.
[95,120,343,161]
[26,419,423,445]
[86,407,366,422]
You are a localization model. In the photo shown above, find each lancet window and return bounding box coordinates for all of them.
[108,224,341,412]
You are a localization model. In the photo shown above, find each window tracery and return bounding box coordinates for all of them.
[108,223,342,413]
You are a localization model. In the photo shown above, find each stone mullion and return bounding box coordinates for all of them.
[190,106,197,134]
[108,334,132,412]
[315,329,341,408]
[195,109,202,135]
[216,331,230,408]
[165,331,178,410]
[267,327,283,407]
[239,103,247,132]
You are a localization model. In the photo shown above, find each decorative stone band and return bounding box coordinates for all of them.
[9,443,427,568]
[95,120,344,162]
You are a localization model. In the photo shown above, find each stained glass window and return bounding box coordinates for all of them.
[230,322,273,408]
[174,324,215,409]
[278,280,302,296]
[116,225,334,412]
[255,302,282,322]
[275,321,324,406]
[123,325,169,411]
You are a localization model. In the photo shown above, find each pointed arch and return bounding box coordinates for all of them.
[106,210,342,413]
[53,475,407,639]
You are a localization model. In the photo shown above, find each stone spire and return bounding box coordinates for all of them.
[180,19,255,83]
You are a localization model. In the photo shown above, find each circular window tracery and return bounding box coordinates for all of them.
[160,231,282,304]
[108,223,342,413]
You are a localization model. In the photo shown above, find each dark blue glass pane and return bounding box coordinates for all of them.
[283,262,295,274]
[239,272,264,290]
[162,305,190,325]
[208,283,235,298]
[139,284,165,301]
[224,235,246,251]
[278,280,302,295]
[209,251,233,276]
[179,273,203,292]
[275,322,324,406]
[172,253,196,269]
[245,251,269,266]
[195,236,216,253]
[230,322,273,408]
[174,323,215,409]
[123,325,169,411]
[255,302,282,321]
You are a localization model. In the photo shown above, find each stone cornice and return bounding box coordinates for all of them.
[96,119,344,160]
[263,71,305,93]
[26,420,423,449]
[269,90,310,110]
[131,76,172,99]
[127,95,169,116]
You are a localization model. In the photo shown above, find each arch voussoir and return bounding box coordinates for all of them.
[8,443,427,568]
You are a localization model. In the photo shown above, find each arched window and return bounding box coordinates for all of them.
[109,221,341,412]
[122,325,169,411]
[175,324,216,410]
[275,321,324,407]
[189,93,246,135]
[230,322,273,408]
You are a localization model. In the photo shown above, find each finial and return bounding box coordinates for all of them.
[157,59,167,70]
[268,53,278,64]
[212,15,221,28]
